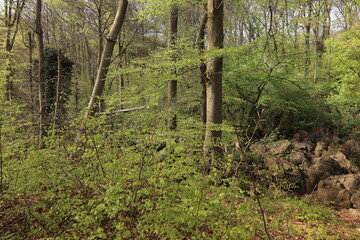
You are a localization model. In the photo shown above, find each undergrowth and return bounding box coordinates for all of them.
[1,112,359,239]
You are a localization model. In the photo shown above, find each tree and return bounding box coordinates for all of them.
[35,0,46,147]
[203,0,224,159]
[167,2,178,130]
[33,47,73,125]
[197,11,207,124]
[3,0,26,100]
[85,0,128,117]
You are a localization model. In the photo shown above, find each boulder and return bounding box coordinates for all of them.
[293,141,314,152]
[343,139,360,166]
[351,193,360,209]
[312,174,360,209]
[344,139,360,153]
[268,140,292,156]
[314,141,328,157]
[298,130,309,140]
[287,151,308,166]
[305,157,349,193]
[330,151,359,173]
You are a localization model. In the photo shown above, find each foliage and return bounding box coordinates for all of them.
[1,0,360,239]
[324,26,360,135]
[33,47,74,117]
[223,39,331,139]
[1,112,360,239]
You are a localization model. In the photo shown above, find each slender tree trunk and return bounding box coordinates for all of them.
[85,38,94,87]
[197,12,208,124]
[4,0,25,100]
[28,31,34,109]
[167,3,179,130]
[53,49,63,125]
[203,0,224,159]
[304,1,312,80]
[35,0,47,147]
[85,0,128,117]
[118,38,125,110]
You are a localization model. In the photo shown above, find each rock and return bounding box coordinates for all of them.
[298,130,309,140]
[335,173,360,190]
[320,135,332,145]
[287,151,308,165]
[331,151,359,173]
[348,208,360,218]
[344,139,360,153]
[293,141,314,152]
[314,141,328,157]
[351,193,360,209]
[305,157,349,193]
[293,133,301,142]
[269,140,292,156]
[312,174,360,209]
[314,181,352,208]
[343,139,360,164]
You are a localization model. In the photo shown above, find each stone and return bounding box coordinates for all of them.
[314,141,328,157]
[351,193,360,209]
[293,141,314,152]
[293,133,301,142]
[269,140,292,156]
[305,158,349,193]
[312,174,360,209]
[344,139,360,153]
[298,130,309,140]
[331,151,359,173]
[287,151,308,165]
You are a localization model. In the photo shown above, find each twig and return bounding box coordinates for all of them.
[98,105,146,115]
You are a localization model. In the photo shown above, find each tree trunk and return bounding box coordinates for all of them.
[304,1,312,80]
[53,49,63,125]
[167,3,179,130]
[203,0,224,158]
[35,0,47,147]
[85,0,128,117]
[4,0,25,100]
[197,12,208,124]
[28,31,35,112]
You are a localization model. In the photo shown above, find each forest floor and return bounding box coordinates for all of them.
[1,186,360,239]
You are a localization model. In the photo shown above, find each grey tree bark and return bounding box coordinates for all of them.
[35,0,47,147]
[203,0,224,158]
[85,0,128,117]
[197,12,208,124]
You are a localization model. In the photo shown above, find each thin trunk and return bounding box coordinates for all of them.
[304,1,312,80]
[53,49,62,125]
[197,12,208,124]
[203,0,224,159]
[4,0,25,100]
[167,3,179,130]
[35,0,47,147]
[118,38,125,110]
[85,0,128,117]
[313,7,320,83]
[85,38,94,87]
[28,31,34,111]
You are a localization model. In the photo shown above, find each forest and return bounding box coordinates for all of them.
[1,0,360,239]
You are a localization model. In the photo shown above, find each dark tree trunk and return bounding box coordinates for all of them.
[197,12,208,124]
[35,0,47,147]
[167,3,179,130]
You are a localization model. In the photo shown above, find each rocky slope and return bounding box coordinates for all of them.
[251,130,360,209]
